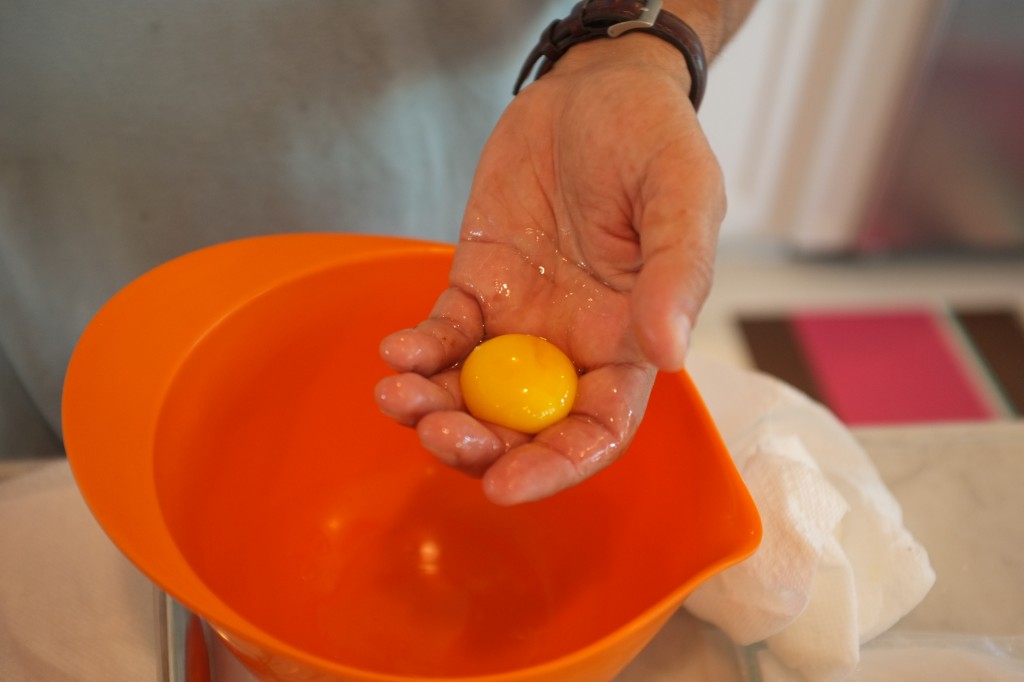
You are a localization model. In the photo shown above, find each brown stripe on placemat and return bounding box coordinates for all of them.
[954,308,1024,416]
[738,316,825,403]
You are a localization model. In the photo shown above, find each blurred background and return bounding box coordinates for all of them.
[693,0,1023,425]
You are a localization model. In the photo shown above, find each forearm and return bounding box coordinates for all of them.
[661,0,757,62]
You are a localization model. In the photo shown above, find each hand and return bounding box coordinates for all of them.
[375,35,725,505]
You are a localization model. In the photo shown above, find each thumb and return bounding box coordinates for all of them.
[630,178,724,371]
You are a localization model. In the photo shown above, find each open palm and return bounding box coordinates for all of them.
[376,39,725,504]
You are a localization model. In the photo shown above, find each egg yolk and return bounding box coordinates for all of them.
[460,334,578,434]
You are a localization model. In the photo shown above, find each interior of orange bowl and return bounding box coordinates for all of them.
[63,234,760,680]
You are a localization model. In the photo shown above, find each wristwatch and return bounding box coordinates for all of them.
[513,0,707,110]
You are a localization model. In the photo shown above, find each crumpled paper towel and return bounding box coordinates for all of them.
[684,354,936,682]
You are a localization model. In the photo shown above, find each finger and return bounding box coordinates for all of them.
[373,370,460,426]
[417,411,529,478]
[631,157,725,371]
[379,287,483,375]
[482,364,655,505]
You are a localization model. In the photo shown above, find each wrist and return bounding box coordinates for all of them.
[513,1,707,109]
[552,33,693,91]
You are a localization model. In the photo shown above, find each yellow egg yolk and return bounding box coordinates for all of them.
[460,334,578,434]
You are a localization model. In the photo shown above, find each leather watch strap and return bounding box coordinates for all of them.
[513,0,707,110]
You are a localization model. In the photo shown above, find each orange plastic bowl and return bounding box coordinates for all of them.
[63,234,760,682]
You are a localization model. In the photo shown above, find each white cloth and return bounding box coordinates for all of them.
[685,355,936,682]
[0,462,156,682]
[0,356,938,681]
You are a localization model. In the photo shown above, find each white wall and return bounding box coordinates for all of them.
[700,0,938,252]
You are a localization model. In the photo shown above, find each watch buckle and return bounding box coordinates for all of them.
[606,0,663,38]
